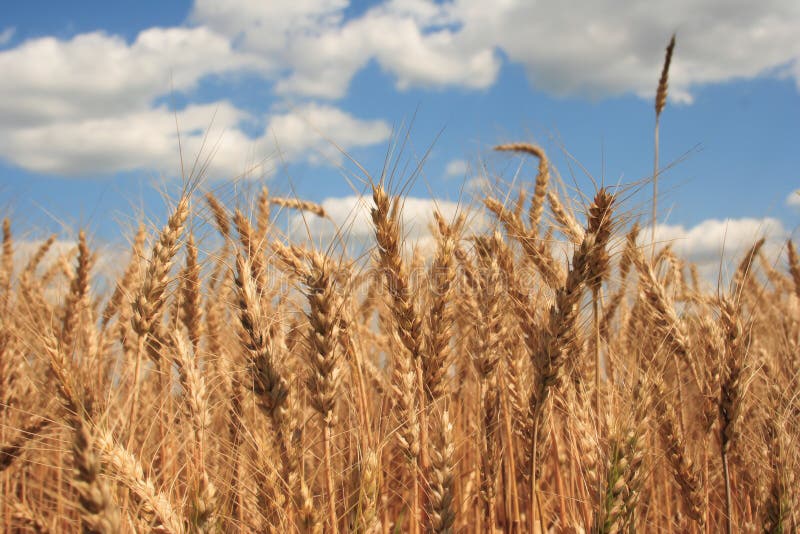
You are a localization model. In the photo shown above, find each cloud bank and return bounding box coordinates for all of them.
[1,0,799,177]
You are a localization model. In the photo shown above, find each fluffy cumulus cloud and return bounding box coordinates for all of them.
[0,27,264,128]
[649,216,788,280]
[2,1,799,178]
[265,103,391,164]
[0,24,390,177]
[0,101,390,178]
[193,0,499,99]
[194,0,800,102]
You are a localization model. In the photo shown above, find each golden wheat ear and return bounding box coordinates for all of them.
[652,33,676,257]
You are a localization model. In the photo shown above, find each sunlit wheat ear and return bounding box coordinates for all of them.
[131,195,189,338]
[484,195,563,288]
[72,415,121,534]
[204,192,231,239]
[548,190,584,245]
[371,183,425,532]
[0,218,13,303]
[786,239,800,298]
[302,251,343,533]
[60,230,91,355]
[101,224,146,328]
[180,233,203,350]
[651,373,706,526]
[656,35,676,119]
[94,429,185,533]
[494,143,550,233]
[256,186,271,240]
[652,33,676,256]
[423,212,464,403]
[428,405,456,534]
[270,196,327,218]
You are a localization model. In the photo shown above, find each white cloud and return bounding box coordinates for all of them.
[445,158,468,177]
[265,103,391,165]
[0,27,264,128]
[0,102,246,176]
[0,27,14,46]
[0,101,390,178]
[0,25,392,178]
[194,0,500,99]
[786,189,800,207]
[647,216,788,281]
[194,0,800,102]
[3,1,798,178]
[287,193,484,257]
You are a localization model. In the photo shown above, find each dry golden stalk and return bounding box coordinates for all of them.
[10,500,50,534]
[303,253,344,419]
[651,375,705,525]
[718,297,749,534]
[371,185,423,362]
[204,192,231,239]
[653,34,676,257]
[127,195,188,450]
[101,224,146,328]
[181,234,204,350]
[352,449,381,534]
[731,237,765,299]
[525,223,594,525]
[270,197,327,218]
[600,258,632,342]
[95,429,186,534]
[494,142,550,234]
[72,415,121,534]
[131,195,189,338]
[586,189,615,294]
[718,298,748,457]
[371,183,424,532]
[655,35,676,119]
[234,253,317,532]
[234,253,289,418]
[233,209,268,292]
[173,331,217,534]
[786,240,800,298]
[271,240,312,279]
[632,246,702,391]
[61,230,91,355]
[256,186,271,241]
[423,212,464,402]
[0,218,13,307]
[428,406,456,534]
[0,418,50,473]
[762,415,792,534]
[586,190,615,411]
[548,190,584,244]
[484,196,563,288]
[471,233,505,379]
[22,234,57,277]
[479,386,501,531]
[302,251,343,534]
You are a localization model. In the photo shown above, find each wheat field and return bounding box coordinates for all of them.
[1,41,798,534]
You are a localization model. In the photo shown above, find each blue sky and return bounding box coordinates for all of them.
[0,0,798,270]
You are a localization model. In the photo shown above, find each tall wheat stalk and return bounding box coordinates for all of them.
[653,34,675,259]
